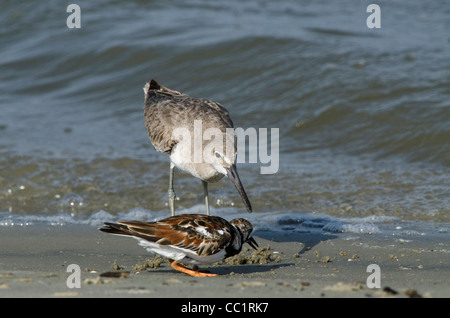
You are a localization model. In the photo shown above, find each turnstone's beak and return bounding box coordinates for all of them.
[247,237,259,250]
[226,164,252,213]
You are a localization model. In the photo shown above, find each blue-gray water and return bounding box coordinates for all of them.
[0,0,449,236]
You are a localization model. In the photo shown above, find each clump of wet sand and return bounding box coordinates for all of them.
[131,245,279,271]
[133,255,163,271]
[218,245,281,266]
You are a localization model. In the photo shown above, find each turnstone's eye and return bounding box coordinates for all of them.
[214,151,221,158]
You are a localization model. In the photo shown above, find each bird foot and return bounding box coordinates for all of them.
[168,259,217,277]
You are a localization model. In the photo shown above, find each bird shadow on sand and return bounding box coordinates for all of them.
[140,262,293,277]
[212,263,293,276]
[254,230,338,255]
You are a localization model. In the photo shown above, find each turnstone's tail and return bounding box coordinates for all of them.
[100,222,139,237]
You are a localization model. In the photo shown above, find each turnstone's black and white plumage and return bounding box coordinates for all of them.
[100,214,258,277]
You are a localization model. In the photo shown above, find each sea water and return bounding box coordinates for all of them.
[0,1,448,240]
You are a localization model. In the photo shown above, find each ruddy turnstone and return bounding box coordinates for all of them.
[99,214,258,277]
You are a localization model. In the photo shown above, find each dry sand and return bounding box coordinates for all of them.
[1,224,449,298]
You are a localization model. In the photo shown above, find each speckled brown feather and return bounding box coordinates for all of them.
[101,214,237,257]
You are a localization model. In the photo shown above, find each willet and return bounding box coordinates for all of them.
[144,79,252,216]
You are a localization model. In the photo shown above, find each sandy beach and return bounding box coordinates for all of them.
[1,224,448,299]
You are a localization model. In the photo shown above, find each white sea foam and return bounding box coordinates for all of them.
[0,207,447,237]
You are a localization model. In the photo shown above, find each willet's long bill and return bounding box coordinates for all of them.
[144,79,252,216]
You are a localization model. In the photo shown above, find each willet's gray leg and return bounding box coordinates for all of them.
[168,163,176,216]
[202,180,210,216]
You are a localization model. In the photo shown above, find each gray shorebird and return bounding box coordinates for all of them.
[100,214,258,277]
[144,79,252,216]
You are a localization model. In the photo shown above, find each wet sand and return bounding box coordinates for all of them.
[0,224,449,298]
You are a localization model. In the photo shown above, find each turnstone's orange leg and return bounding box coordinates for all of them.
[168,259,217,277]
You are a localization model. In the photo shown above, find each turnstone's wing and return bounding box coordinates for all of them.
[100,214,235,257]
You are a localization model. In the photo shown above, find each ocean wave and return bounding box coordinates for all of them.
[2,206,449,239]
[0,207,401,235]
[1,0,449,241]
